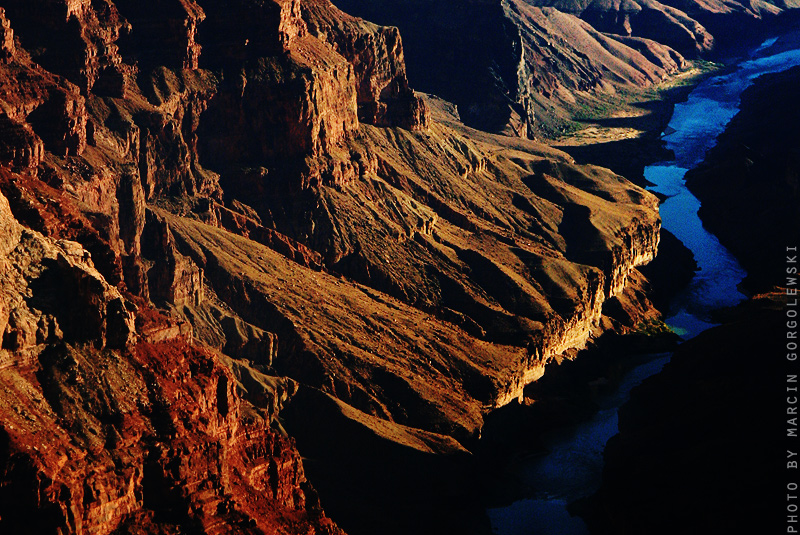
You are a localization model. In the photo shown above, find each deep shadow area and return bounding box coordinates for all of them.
[575,296,786,534]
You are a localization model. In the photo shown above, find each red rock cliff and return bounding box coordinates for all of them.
[0,186,342,534]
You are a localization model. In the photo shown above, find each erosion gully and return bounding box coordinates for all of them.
[487,30,800,535]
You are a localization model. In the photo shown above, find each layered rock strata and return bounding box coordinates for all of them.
[0,1,664,534]
[0,187,342,534]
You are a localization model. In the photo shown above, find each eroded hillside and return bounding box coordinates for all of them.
[0,0,670,533]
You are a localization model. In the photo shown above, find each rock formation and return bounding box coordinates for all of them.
[0,184,341,533]
[0,0,671,533]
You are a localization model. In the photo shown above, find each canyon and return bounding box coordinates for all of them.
[581,295,787,534]
[0,0,664,533]
[333,0,796,138]
[0,0,794,534]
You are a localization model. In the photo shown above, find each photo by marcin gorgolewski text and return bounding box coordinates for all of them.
[787,245,798,532]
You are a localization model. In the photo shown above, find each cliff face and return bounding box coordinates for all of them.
[0,187,341,534]
[331,0,691,137]
[195,0,427,171]
[2,0,128,93]
[302,0,430,130]
[0,1,663,534]
[322,0,536,136]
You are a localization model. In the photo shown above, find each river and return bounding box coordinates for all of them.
[487,29,800,535]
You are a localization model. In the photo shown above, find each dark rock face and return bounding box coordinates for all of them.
[3,0,128,93]
[638,228,697,310]
[580,296,786,534]
[685,65,800,292]
[330,0,537,136]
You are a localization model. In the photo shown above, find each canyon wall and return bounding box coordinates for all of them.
[0,1,666,533]
[332,0,798,137]
[580,295,786,534]
[0,187,342,534]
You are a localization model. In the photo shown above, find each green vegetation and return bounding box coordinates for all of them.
[539,60,726,143]
[634,318,674,337]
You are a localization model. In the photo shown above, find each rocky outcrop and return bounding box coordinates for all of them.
[196,0,427,186]
[132,69,221,200]
[0,334,343,535]
[0,184,136,359]
[143,210,204,308]
[301,0,430,130]
[115,0,205,71]
[0,186,342,534]
[0,30,87,161]
[0,205,136,362]
[197,34,359,164]
[0,8,15,62]
[4,0,128,93]
[685,64,800,291]
[0,114,44,170]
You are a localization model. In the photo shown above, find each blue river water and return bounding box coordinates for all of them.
[649,32,800,338]
[488,30,800,535]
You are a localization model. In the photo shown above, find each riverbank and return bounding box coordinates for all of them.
[472,49,716,530]
[471,49,726,481]
[573,29,800,533]
[477,327,680,490]
[550,12,800,187]
[552,62,721,186]
[685,63,800,292]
